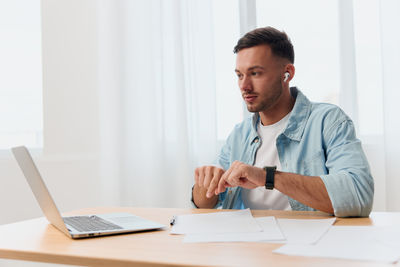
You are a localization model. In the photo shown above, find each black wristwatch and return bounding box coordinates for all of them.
[264,166,277,190]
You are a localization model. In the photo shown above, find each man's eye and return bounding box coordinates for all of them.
[251,72,259,76]
[237,74,243,79]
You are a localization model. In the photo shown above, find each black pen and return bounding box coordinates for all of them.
[170,215,177,226]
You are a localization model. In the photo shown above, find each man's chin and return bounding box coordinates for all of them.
[246,105,259,113]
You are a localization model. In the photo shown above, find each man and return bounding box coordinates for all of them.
[192,27,374,217]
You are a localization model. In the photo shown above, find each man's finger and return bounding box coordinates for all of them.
[206,168,224,198]
[217,172,229,194]
[206,175,219,198]
[224,166,240,187]
[197,167,205,188]
[215,180,232,195]
[203,166,213,188]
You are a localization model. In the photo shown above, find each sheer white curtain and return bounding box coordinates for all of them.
[96,0,400,211]
[97,0,218,208]
[377,0,400,211]
[350,0,400,211]
[253,0,400,211]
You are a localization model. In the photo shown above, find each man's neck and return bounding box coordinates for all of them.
[259,91,295,126]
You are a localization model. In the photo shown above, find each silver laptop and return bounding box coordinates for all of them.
[11,146,165,239]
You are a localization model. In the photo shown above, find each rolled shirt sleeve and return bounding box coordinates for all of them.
[320,119,374,217]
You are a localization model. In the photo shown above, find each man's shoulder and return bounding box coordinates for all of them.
[306,101,354,138]
[309,101,350,122]
[291,88,350,126]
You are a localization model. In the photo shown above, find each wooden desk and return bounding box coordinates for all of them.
[0,207,399,267]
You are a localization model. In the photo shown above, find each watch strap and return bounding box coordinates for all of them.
[264,166,277,190]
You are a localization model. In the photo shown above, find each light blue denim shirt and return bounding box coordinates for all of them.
[214,87,374,217]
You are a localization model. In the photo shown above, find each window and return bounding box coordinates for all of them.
[0,0,43,149]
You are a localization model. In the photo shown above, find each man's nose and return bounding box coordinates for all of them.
[240,75,252,92]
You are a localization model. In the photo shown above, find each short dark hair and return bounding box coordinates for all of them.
[233,27,294,63]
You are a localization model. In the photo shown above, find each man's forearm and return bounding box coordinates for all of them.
[274,171,334,214]
[192,184,218,209]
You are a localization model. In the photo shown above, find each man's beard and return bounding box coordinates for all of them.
[245,80,283,113]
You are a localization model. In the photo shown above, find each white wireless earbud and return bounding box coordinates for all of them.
[284,72,290,82]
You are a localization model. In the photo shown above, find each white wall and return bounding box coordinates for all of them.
[0,1,102,265]
[0,0,103,223]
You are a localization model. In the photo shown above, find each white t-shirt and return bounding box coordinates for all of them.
[241,113,291,210]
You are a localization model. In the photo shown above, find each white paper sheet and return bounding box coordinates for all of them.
[256,217,286,240]
[274,226,400,263]
[170,209,262,235]
[183,216,285,243]
[367,225,400,250]
[276,217,336,244]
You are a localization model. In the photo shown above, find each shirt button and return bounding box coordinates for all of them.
[228,190,232,194]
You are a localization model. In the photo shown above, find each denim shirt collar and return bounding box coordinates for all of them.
[250,87,311,142]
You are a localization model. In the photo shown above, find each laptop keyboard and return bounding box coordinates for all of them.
[63,215,123,232]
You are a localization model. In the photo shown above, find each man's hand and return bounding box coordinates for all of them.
[214,161,334,214]
[195,165,226,198]
[216,161,266,194]
[192,165,226,208]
